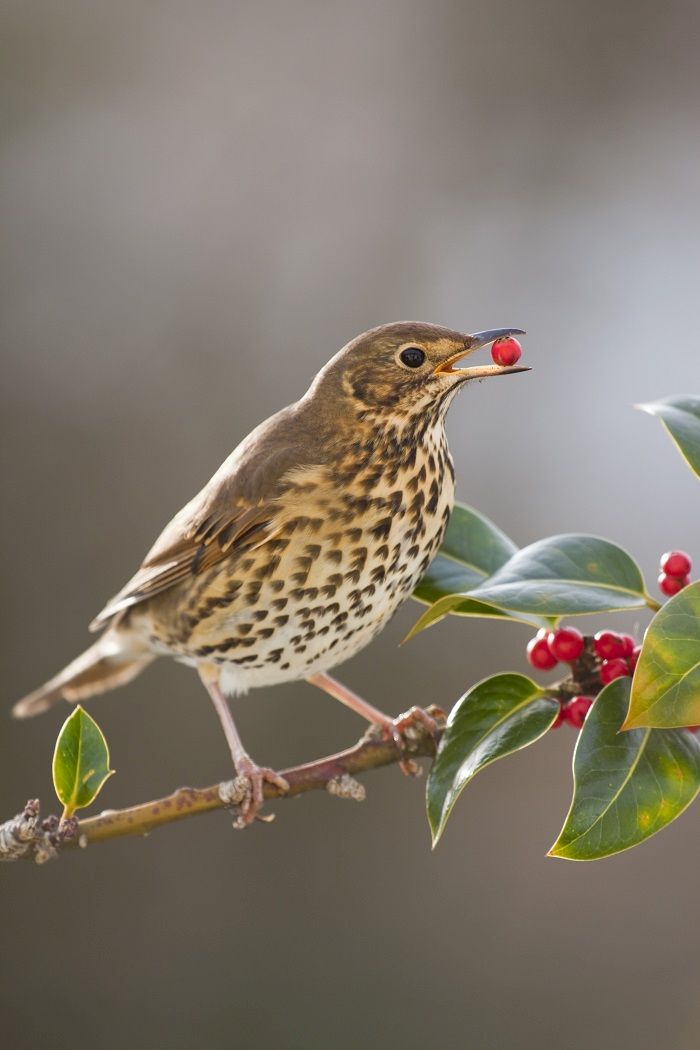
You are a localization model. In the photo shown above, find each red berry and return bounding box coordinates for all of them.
[660,550,692,577]
[526,634,558,670]
[593,631,625,660]
[600,658,630,685]
[628,645,642,672]
[546,626,584,662]
[620,634,636,657]
[658,572,690,597]
[550,704,566,729]
[491,337,522,367]
[564,696,594,729]
[687,726,700,733]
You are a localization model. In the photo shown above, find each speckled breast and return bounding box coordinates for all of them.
[137,419,455,694]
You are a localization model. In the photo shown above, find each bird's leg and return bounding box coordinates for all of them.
[307,671,438,775]
[198,666,288,827]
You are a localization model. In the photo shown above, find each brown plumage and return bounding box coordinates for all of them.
[14,321,527,824]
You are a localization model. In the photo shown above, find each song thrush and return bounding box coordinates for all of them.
[14,322,528,824]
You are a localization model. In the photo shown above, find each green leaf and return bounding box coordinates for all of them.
[409,502,549,637]
[52,705,114,818]
[427,673,559,846]
[466,534,649,616]
[623,581,700,729]
[638,395,700,479]
[405,594,550,641]
[413,501,518,605]
[549,678,700,861]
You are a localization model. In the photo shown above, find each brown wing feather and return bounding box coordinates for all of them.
[89,498,275,630]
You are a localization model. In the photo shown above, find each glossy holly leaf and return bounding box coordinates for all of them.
[52,705,114,819]
[409,503,549,637]
[413,501,518,605]
[427,673,559,846]
[466,534,649,616]
[406,593,551,640]
[638,396,700,479]
[623,581,700,729]
[549,678,700,861]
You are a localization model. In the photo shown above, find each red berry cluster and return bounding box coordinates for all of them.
[593,630,639,682]
[658,550,692,597]
[526,626,584,670]
[526,625,641,731]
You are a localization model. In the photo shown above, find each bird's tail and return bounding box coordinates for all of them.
[12,630,155,719]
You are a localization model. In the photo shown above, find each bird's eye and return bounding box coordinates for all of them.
[399,346,426,368]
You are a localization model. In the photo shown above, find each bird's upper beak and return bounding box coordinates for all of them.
[433,328,530,380]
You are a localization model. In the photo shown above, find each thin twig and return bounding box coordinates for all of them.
[0,707,446,863]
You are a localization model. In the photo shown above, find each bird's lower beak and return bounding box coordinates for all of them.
[433,327,530,379]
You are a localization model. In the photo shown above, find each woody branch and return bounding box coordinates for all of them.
[0,706,446,863]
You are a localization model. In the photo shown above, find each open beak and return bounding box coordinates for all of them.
[433,327,530,379]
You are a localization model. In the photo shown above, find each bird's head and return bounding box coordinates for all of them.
[311,321,529,425]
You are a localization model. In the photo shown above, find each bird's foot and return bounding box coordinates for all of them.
[229,758,289,829]
[380,706,442,777]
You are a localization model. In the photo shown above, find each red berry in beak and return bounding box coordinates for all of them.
[491,337,522,367]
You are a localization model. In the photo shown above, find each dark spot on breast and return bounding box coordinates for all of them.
[371,518,392,541]
[246,578,263,597]
[255,556,281,579]
[387,491,403,514]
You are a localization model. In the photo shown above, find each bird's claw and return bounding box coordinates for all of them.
[381,706,440,777]
[230,761,289,828]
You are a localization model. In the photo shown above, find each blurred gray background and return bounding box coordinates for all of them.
[1,1,699,1047]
